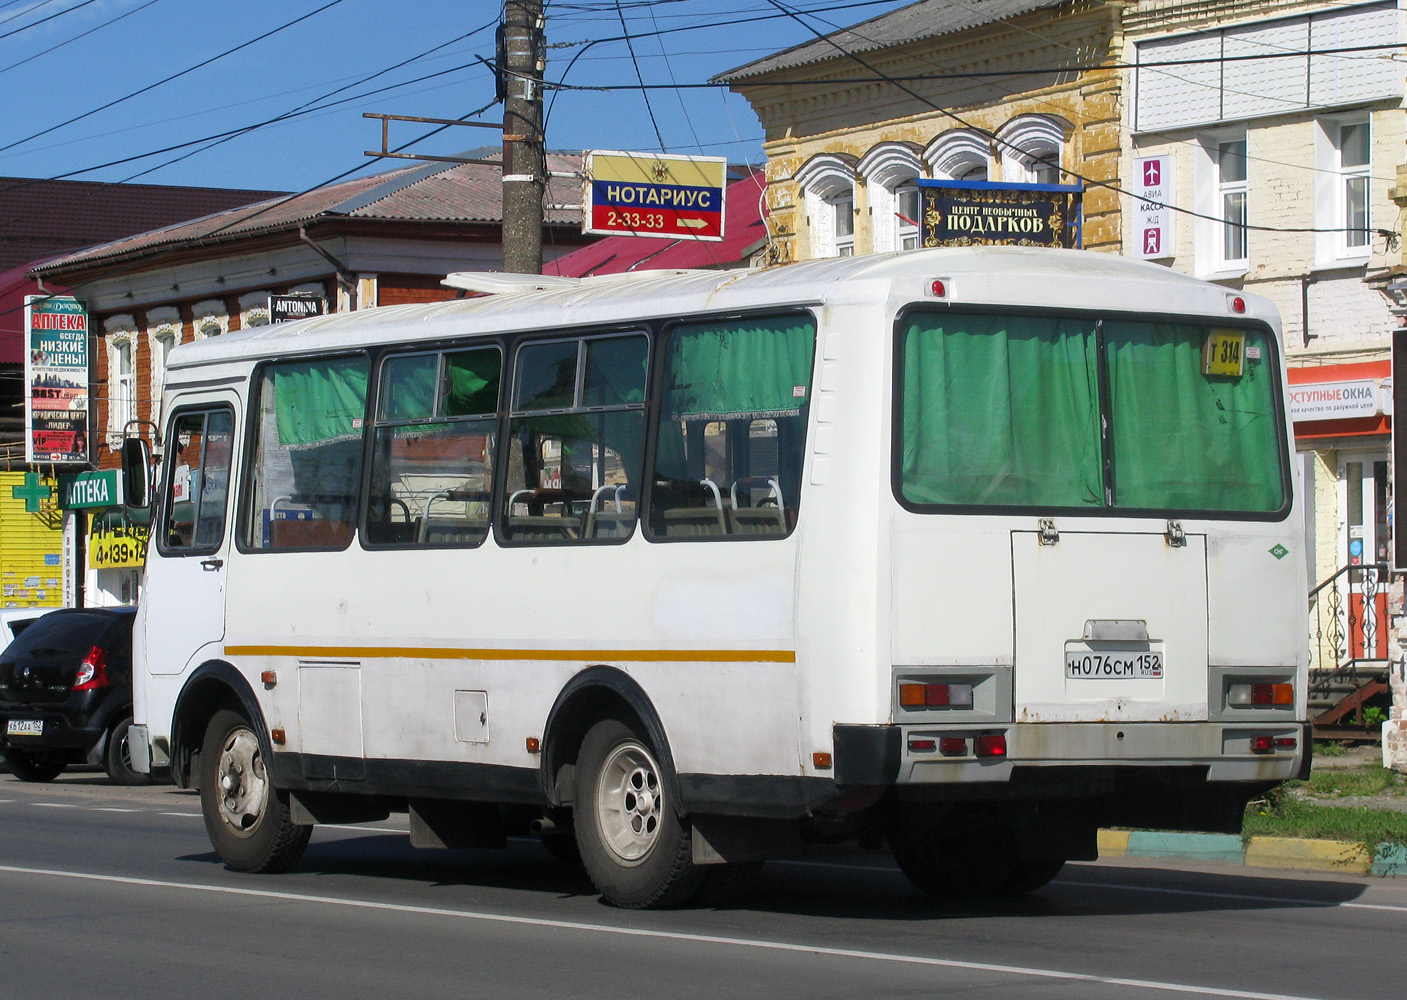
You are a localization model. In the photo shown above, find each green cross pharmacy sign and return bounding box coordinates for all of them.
[10,472,52,513]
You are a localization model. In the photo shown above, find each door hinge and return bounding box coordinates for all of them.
[1165,520,1186,547]
[1038,518,1059,546]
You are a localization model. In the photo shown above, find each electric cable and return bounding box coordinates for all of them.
[0,0,100,40]
[0,0,164,78]
[613,0,668,151]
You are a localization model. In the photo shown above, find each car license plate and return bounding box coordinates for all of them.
[6,719,42,736]
[1065,650,1163,679]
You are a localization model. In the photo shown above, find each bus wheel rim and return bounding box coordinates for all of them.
[595,741,663,865]
[217,728,267,837]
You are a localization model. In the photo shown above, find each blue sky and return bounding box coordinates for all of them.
[0,0,910,193]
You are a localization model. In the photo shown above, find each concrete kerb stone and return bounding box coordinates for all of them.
[1097,828,1405,876]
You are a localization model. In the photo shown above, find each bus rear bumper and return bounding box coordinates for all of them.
[834,721,1312,788]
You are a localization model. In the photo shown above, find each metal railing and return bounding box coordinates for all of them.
[1308,562,1393,729]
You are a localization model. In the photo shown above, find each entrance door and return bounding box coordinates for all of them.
[143,397,238,675]
[1336,450,1390,659]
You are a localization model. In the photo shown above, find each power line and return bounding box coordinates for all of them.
[613,0,667,151]
[0,0,350,156]
[0,0,164,77]
[0,0,101,40]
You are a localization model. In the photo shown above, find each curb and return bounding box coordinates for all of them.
[1098,828,1405,877]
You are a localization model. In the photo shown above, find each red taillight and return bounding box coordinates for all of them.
[898,682,975,709]
[930,279,947,298]
[908,737,937,753]
[73,646,109,691]
[973,734,1007,758]
[1232,296,1246,314]
[1249,734,1274,754]
[938,737,967,756]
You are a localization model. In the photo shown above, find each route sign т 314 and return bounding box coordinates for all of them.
[584,151,726,241]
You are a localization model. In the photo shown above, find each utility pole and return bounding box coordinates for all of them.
[501,0,545,275]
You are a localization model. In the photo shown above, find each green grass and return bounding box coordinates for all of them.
[1242,796,1407,852]
[1299,767,1407,800]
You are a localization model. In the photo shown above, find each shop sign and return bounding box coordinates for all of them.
[58,470,122,509]
[1288,379,1381,422]
[23,295,88,465]
[918,180,1082,249]
[1133,155,1175,259]
[269,295,327,323]
[89,511,149,570]
[584,151,726,241]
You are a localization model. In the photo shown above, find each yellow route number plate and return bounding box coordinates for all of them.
[1203,329,1245,377]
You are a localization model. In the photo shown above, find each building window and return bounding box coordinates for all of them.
[192,300,228,339]
[103,315,138,450]
[897,184,920,250]
[858,142,923,253]
[996,115,1068,185]
[239,291,272,330]
[1339,122,1370,251]
[830,192,855,256]
[146,306,181,431]
[1217,138,1248,266]
[795,153,858,260]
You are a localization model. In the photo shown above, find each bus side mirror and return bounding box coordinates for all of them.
[122,438,152,512]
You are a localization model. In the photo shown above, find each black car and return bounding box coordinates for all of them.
[0,607,145,784]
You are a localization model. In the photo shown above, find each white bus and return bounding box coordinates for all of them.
[127,247,1308,908]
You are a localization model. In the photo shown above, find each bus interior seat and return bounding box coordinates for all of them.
[419,516,489,545]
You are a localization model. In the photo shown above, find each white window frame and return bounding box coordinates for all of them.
[1194,130,1250,278]
[996,115,1068,185]
[145,306,181,430]
[795,154,858,259]
[1314,115,1372,265]
[924,129,990,181]
[859,142,923,252]
[103,314,138,451]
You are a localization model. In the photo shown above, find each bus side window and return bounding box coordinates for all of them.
[241,356,369,551]
[159,408,234,553]
[365,347,500,547]
[648,315,815,540]
[501,333,648,544]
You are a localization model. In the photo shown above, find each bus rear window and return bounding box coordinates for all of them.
[897,311,1286,515]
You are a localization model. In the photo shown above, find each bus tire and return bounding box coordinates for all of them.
[1001,859,1064,895]
[199,709,310,874]
[573,716,705,909]
[890,826,1016,898]
[104,717,150,786]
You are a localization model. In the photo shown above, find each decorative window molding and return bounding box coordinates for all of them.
[795,153,858,258]
[145,306,181,431]
[238,290,273,330]
[859,142,923,252]
[103,314,138,451]
[191,299,229,340]
[997,114,1069,184]
[1314,114,1372,265]
[924,129,991,181]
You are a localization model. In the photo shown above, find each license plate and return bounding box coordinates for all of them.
[6,719,42,736]
[1065,650,1163,679]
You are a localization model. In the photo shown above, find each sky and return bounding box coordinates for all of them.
[0,0,914,194]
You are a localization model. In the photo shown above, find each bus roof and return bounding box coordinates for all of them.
[166,246,1271,373]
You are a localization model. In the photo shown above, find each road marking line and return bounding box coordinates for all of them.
[0,863,1336,1000]
[32,803,77,809]
[92,807,139,813]
[321,823,407,834]
[160,812,201,818]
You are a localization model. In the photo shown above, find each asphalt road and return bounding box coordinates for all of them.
[0,772,1402,1000]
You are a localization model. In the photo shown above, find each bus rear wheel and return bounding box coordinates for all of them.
[199,710,310,874]
[573,717,705,909]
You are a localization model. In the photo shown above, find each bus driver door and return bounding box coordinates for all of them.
[144,398,238,677]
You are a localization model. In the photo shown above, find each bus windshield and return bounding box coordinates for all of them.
[897,310,1286,514]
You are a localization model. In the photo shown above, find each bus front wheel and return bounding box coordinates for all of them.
[199,710,310,874]
[573,716,705,909]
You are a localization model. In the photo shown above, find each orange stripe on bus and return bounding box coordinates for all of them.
[223,645,796,664]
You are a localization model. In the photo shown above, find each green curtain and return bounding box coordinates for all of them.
[445,349,501,415]
[1104,322,1283,511]
[899,313,1102,507]
[273,357,369,447]
[663,316,816,421]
